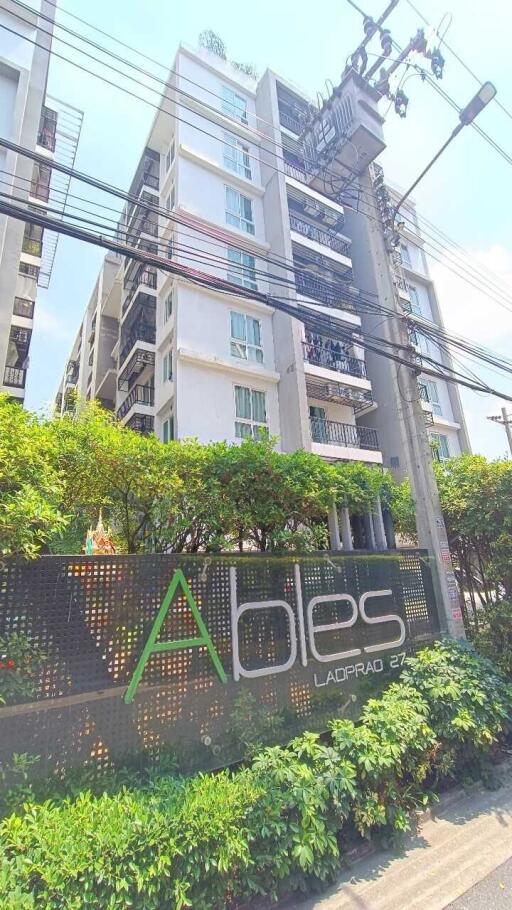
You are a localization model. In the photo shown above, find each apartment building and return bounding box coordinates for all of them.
[396,201,470,461]
[55,41,469,545]
[54,253,122,416]
[0,1,81,403]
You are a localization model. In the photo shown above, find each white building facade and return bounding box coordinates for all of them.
[55,42,470,544]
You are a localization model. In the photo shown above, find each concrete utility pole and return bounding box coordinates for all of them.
[361,169,466,639]
[488,407,512,456]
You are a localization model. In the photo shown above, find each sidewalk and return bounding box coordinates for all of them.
[285,763,512,910]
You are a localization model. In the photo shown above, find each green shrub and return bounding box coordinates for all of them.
[243,732,356,900]
[472,601,512,678]
[0,771,260,910]
[1,641,512,909]
[330,682,436,837]
[402,639,512,780]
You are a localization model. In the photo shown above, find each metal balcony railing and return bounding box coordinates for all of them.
[3,366,26,389]
[283,157,308,183]
[309,417,379,450]
[290,214,350,256]
[119,322,156,366]
[13,297,35,319]
[117,385,154,420]
[123,266,158,312]
[125,414,155,435]
[279,108,304,134]
[302,342,366,378]
[295,270,355,311]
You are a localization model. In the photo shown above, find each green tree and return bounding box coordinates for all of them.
[0,396,65,558]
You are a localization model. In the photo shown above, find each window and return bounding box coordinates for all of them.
[230,311,263,363]
[19,262,40,280]
[162,349,173,382]
[164,290,173,322]
[227,247,257,291]
[430,432,450,461]
[425,380,442,416]
[222,86,248,124]
[223,132,251,179]
[416,331,430,355]
[234,385,267,438]
[225,186,254,234]
[400,243,411,267]
[163,415,174,443]
[407,284,421,316]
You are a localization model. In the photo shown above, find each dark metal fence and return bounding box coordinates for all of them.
[0,552,440,779]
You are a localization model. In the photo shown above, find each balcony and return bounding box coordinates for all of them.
[4,366,26,389]
[279,109,304,134]
[303,341,366,378]
[117,385,154,420]
[30,164,51,203]
[290,214,350,256]
[283,155,308,184]
[295,270,355,312]
[119,322,156,366]
[125,414,155,435]
[13,297,35,319]
[310,417,379,450]
[123,266,158,314]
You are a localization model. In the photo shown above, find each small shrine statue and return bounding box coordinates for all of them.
[85,510,116,555]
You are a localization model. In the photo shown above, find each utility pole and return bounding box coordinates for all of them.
[363,166,465,638]
[488,407,512,456]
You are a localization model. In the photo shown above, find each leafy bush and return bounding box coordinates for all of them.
[331,682,436,837]
[0,633,46,705]
[402,639,512,780]
[1,641,511,909]
[472,601,512,678]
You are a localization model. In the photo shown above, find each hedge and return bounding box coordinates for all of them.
[1,640,511,910]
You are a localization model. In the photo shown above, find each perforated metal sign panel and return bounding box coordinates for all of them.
[0,551,440,778]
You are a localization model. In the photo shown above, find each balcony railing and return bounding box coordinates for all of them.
[303,342,366,378]
[310,417,379,450]
[283,157,308,183]
[123,266,158,312]
[117,385,154,420]
[120,322,156,365]
[279,109,304,134]
[3,366,26,389]
[13,297,35,319]
[290,214,350,256]
[295,270,355,311]
[125,414,155,435]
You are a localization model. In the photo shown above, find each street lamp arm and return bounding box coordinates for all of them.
[393,122,464,216]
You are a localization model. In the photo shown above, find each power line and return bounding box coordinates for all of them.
[404,0,512,124]
[3,187,511,402]
[7,1,512,323]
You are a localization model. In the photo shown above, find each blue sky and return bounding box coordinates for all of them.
[26,0,512,457]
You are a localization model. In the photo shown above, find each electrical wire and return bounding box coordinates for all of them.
[7,1,512,322]
[404,0,512,124]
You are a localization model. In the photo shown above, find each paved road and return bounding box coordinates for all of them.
[448,857,512,908]
[285,762,512,910]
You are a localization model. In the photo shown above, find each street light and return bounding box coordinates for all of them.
[394,81,497,216]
